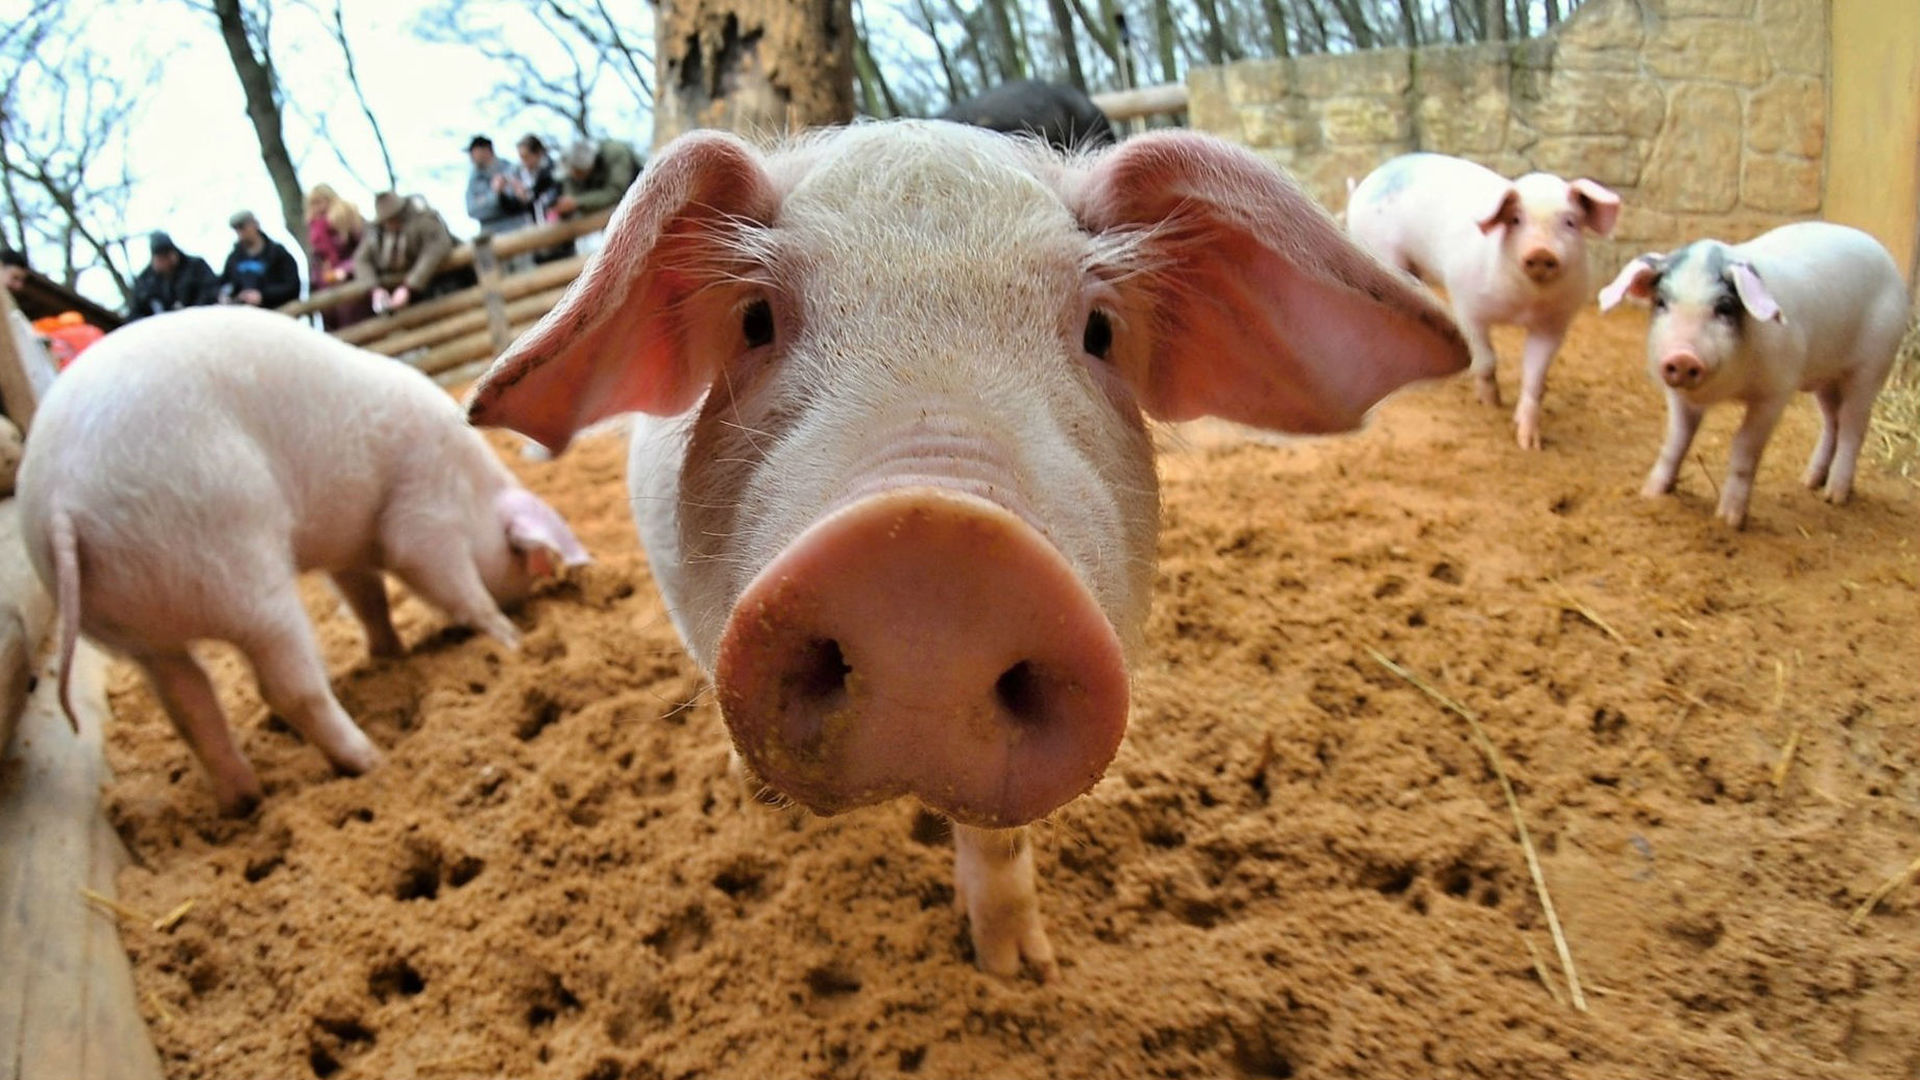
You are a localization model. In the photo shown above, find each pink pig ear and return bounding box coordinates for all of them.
[1073,132,1468,434]
[1569,179,1621,236]
[497,488,590,578]
[1478,187,1522,234]
[1598,253,1664,313]
[466,131,781,453]
[1729,261,1784,322]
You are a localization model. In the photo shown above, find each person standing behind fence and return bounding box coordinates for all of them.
[515,134,575,264]
[128,231,221,321]
[466,135,531,237]
[355,192,465,314]
[555,137,642,218]
[219,210,303,309]
[306,185,372,331]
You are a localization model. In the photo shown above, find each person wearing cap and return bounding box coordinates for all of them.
[128,230,221,321]
[218,210,303,309]
[0,248,27,294]
[554,137,642,218]
[353,191,460,313]
[466,134,531,237]
[516,134,575,264]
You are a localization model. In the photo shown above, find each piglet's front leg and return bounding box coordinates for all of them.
[954,824,1057,981]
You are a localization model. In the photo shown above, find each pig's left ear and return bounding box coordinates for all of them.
[1598,253,1664,312]
[1569,179,1621,236]
[1477,187,1522,234]
[498,489,591,578]
[1729,261,1785,323]
[1073,133,1468,434]
[466,131,781,453]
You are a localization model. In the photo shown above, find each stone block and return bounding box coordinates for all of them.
[1612,204,1679,246]
[1528,134,1643,187]
[1224,58,1290,106]
[1639,83,1743,212]
[1556,0,1647,53]
[1673,210,1799,244]
[1186,68,1235,136]
[1294,49,1411,99]
[1418,92,1511,154]
[1413,43,1510,97]
[1240,104,1314,150]
[1756,0,1825,75]
[1660,0,1753,15]
[1645,19,1770,86]
[1319,95,1411,146]
[1516,71,1666,139]
[1294,145,1403,215]
[1745,74,1823,157]
[1741,153,1822,213]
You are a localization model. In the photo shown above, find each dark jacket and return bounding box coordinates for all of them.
[128,255,221,320]
[562,139,643,215]
[219,237,303,308]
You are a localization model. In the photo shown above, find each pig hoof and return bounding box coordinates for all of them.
[965,903,1058,983]
[1474,378,1502,408]
[216,787,264,819]
[1716,506,1748,529]
[1821,485,1852,506]
[1640,479,1673,499]
[1514,421,1542,451]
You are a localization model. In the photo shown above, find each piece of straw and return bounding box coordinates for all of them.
[1848,853,1920,930]
[1549,579,1628,647]
[153,898,197,933]
[1693,452,1720,500]
[1368,647,1588,1012]
[80,887,152,925]
[1768,661,1801,793]
[1522,935,1565,1007]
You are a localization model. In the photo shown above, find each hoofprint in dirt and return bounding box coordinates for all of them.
[101,309,1917,1080]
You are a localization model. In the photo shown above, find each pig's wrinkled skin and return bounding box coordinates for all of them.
[1599,222,1910,529]
[1346,152,1622,450]
[466,121,1468,978]
[16,306,588,815]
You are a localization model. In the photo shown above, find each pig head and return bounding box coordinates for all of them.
[468,122,1466,833]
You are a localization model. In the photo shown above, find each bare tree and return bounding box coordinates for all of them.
[207,0,306,249]
[320,0,399,191]
[0,6,146,303]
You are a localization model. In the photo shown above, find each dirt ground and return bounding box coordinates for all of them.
[102,309,1918,1080]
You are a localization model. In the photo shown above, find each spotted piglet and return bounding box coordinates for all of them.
[1599,221,1910,528]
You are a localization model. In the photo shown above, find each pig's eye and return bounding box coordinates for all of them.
[1713,295,1741,320]
[1083,309,1113,360]
[742,299,775,349]
[1652,295,1669,313]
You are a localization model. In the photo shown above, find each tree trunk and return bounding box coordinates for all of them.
[981,0,1024,81]
[1192,0,1229,63]
[1151,0,1178,84]
[212,0,305,249]
[1544,0,1562,26]
[1481,0,1507,41]
[1045,0,1087,90]
[1511,0,1530,38]
[1328,0,1376,49]
[852,0,900,116]
[1258,0,1290,56]
[1395,0,1421,46]
[653,0,855,147]
[913,0,965,102]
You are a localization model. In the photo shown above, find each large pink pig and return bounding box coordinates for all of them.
[1346,152,1622,449]
[466,121,1468,978]
[16,306,587,815]
[1599,222,1910,528]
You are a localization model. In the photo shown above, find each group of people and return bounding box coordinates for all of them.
[125,133,643,331]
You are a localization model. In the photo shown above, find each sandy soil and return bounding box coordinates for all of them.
[102,309,1918,1080]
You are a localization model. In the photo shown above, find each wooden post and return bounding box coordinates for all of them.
[471,235,512,355]
[0,289,50,434]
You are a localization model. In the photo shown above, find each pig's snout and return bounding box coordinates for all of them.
[1660,352,1707,390]
[715,488,1129,830]
[1522,248,1563,284]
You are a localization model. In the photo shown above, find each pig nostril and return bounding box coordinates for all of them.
[785,638,852,711]
[994,661,1046,726]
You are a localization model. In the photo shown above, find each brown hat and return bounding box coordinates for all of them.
[373,192,407,224]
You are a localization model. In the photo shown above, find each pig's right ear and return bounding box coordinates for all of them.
[466,132,781,453]
[1598,254,1665,313]
[1477,187,1521,234]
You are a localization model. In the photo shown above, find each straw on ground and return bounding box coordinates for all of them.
[1848,853,1920,930]
[1368,647,1588,1012]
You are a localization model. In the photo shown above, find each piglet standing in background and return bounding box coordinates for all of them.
[1599,221,1910,529]
[1346,152,1621,449]
[16,307,588,815]
[466,121,1468,979]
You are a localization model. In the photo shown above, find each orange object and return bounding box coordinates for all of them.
[31,312,106,370]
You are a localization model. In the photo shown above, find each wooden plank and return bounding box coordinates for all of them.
[369,286,568,357]
[0,643,164,1080]
[412,317,543,378]
[1091,82,1188,121]
[0,290,51,434]
[334,255,586,348]
[0,500,54,755]
[472,236,512,355]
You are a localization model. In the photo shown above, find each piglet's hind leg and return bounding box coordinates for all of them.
[954,824,1058,982]
[141,652,263,817]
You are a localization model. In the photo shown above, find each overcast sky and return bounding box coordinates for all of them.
[11,0,656,305]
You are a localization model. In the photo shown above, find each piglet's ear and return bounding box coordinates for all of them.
[1730,261,1784,323]
[1598,254,1664,313]
[1074,132,1468,434]
[1477,187,1521,235]
[1569,179,1621,237]
[466,131,781,453]
[497,488,591,578]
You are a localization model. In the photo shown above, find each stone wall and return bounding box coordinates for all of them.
[1186,0,1828,278]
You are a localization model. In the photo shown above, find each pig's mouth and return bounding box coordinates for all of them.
[713,487,1130,829]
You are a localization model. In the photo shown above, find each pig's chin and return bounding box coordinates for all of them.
[712,486,1131,830]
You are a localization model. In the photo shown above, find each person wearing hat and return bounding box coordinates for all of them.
[554,136,642,218]
[218,210,303,309]
[466,134,531,237]
[128,230,221,321]
[353,191,460,313]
